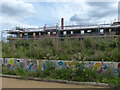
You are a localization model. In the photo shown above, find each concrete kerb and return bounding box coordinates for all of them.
[0,74,112,88]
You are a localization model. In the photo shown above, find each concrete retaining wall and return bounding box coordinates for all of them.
[0,58,120,76]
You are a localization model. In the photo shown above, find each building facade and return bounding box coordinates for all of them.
[6,18,120,40]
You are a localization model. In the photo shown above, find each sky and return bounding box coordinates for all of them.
[0,0,119,31]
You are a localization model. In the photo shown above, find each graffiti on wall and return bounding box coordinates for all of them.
[0,58,120,76]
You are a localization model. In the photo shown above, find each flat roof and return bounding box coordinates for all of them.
[6,24,120,33]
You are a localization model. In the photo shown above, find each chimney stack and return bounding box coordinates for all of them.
[61,18,64,30]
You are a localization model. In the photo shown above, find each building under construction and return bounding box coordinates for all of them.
[7,18,120,40]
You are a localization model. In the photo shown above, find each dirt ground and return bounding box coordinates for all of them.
[2,77,105,88]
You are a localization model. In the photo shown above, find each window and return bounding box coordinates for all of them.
[33,33,36,35]
[81,30,84,35]
[32,33,36,37]
[20,34,22,37]
[39,32,41,35]
[87,30,91,32]
[53,32,56,34]
[33,33,36,37]
[63,31,67,35]
[25,33,27,35]
[71,31,73,34]
[109,29,112,32]
[48,32,50,35]
[100,29,104,34]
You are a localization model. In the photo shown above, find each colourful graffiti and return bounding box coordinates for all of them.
[37,60,43,70]
[9,59,14,64]
[118,63,120,69]
[94,62,102,70]
[57,61,64,66]
[66,61,74,67]
[1,58,120,76]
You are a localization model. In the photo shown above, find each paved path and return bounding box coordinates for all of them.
[2,77,104,88]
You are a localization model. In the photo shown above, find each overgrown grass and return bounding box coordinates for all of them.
[2,37,119,61]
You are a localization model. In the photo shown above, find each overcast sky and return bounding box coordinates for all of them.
[0,0,119,30]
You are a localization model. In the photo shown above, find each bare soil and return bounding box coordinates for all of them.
[2,77,105,88]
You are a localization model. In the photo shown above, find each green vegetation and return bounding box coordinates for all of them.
[2,37,120,87]
[2,61,120,87]
[2,37,119,61]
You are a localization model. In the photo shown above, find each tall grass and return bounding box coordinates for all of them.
[2,37,119,61]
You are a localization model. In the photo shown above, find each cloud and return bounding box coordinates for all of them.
[69,2,118,25]
[88,2,117,18]
[1,0,36,29]
[118,1,120,21]
[2,2,35,17]
[0,1,118,30]
[70,14,90,25]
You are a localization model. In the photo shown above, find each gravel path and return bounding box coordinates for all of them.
[2,77,105,88]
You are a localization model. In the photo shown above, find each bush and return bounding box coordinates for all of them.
[2,64,120,87]
[49,68,73,80]
[2,37,119,62]
[2,68,17,75]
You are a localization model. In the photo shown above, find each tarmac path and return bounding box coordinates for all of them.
[2,77,105,88]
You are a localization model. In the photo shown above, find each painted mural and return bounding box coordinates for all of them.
[0,58,120,76]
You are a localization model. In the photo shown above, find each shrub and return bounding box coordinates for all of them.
[2,64,120,87]
[2,37,119,61]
